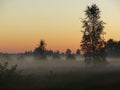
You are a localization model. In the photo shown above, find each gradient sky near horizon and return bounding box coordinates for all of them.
[0,0,120,53]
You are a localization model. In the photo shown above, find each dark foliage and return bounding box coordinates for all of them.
[81,4,106,62]
[66,49,71,55]
[0,63,120,90]
[106,39,120,57]
[34,40,47,59]
[53,50,60,59]
[34,40,46,55]
[76,49,81,55]
[65,49,75,60]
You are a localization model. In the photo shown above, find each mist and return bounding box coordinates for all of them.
[0,55,120,76]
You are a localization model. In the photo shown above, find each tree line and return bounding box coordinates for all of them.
[31,40,81,59]
[1,4,119,61]
[22,38,120,59]
[24,4,120,60]
[106,39,120,57]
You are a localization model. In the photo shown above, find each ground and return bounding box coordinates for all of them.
[0,55,120,90]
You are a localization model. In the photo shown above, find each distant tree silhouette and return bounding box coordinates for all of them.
[46,50,53,56]
[56,50,60,55]
[66,49,75,60]
[81,4,106,63]
[53,50,60,59]
[106,39,120,57]
[76,49,81,55]
[66,49,71,55]
[34,40,46,56]
[24,51,33,56]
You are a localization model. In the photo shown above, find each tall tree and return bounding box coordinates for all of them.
[81,4,106,62]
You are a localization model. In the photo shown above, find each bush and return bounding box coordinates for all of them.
[0,62,24,89]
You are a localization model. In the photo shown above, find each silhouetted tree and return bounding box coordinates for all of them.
[56,50,60,55]
[34,40,46,56]
[81,4,106,63]
[66,49,75,60]
[53,50,60,59]
[76,49,81,55]
[66,49,71,55]
[24,51,33,56]
[106,39,120,57]
[46,50,54,56]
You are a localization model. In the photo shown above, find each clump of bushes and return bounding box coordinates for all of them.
[0,62,23,89]
[0,62,45,90]
[0,62,22,79]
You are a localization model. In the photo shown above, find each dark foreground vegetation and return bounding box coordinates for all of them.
[0,61,120,90]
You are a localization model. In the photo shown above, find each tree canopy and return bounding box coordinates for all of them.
[81,4,106,62]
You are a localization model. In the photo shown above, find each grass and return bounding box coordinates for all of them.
[0,61,120,90]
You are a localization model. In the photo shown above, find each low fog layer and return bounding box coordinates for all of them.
[0,55,120,76]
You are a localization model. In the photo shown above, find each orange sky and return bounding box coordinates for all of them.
[0,0,120,53]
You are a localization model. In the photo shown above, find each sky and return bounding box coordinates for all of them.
[0,0,120,53]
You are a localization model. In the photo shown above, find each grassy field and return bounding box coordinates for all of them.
[1,67,120,90]
[0,55,120,90]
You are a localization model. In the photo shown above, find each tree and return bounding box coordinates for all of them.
[81,4,106,62]
[76,49,81,55]
[106,39,120,57]
[53,50,60,59]
[66,49,75,60]
[34,40,46,56]
[66,49,71,55]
